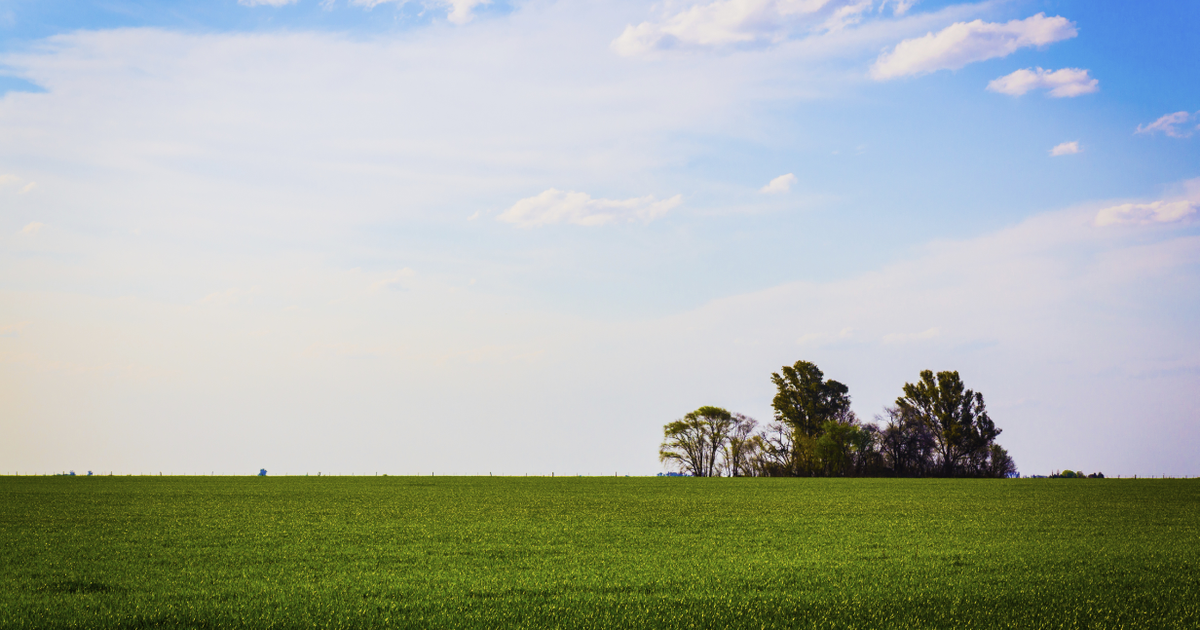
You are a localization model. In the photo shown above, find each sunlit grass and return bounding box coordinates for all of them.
[1,476,1197,628]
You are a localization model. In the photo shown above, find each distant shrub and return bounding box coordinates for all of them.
[258,469,267,477]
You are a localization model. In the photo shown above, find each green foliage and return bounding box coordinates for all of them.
[1,476,1198,629]
[659,406,735,477]
[896,370,1000,477]
[770,360,851,439]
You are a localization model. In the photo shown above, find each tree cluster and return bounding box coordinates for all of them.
[660,360,1017,478]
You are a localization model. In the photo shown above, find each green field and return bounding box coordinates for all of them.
[1,476,1197,629]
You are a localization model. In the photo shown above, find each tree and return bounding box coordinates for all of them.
[755,422,797,477]
[771,360,851,438]
[895,370,1000,477]
[659,406,735,477]
[877,405,937,477]
[722,413,761,477]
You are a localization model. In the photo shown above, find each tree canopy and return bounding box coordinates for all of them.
[660,361,1017,478]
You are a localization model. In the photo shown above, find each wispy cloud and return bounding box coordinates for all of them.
[498,189,682,228]
[345,0,490,24]
[611,0,878,57]
[1135,111,1198,138]
[987,67,1098,97]
[1095,200,1195,227]
[1049,141,1080,156]
[870,13,1076,80]
[761,173,797,193]
[21,221,46,235]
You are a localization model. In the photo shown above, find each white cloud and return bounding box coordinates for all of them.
[879,0,916,16]
[443,0,491,25]
[1135,111,1198,138]
[870,13,1077,80]
[1095,200,1196,227]
[19,182,36,194]
[497,189,682,227]
[987,67,1097,98]
[761,173,797,193]
[1049,141,1080,156]
[0,174,18,187]
[21,221,45,235]
[611,0,882,57]
[238,0,297,6]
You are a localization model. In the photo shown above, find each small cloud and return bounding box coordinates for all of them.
[370,268,416,291]
[19,182,36,194]
[761,173,797,194]
[987,67,1098,98]
[882,327,940,344]
[1135,111,1198,139]
[238,0,297,5]
[1050,141,1080,156]
[498,188,682,228]
[1095,200,1196,227]
[0,174,18,188]
[871,14,1077,80]
[21,222,45,235]
[467,211,481,221]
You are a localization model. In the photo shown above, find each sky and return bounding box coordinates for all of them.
[1,0,1198,477]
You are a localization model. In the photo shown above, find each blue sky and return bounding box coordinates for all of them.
[2,0,1198,476]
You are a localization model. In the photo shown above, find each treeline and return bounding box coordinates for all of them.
[660,360,1017,478]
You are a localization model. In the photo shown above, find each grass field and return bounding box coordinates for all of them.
[1,476,1197,629]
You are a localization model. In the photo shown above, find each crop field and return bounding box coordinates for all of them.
[1,477,1198,629]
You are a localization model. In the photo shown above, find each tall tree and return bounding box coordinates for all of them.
[770,360,851,475]
[771,360,851,438]
[659,406,735,477]
[895,370,1000,477]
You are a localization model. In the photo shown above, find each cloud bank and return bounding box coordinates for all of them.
[870,13,1076,80]
[498,189,683,227]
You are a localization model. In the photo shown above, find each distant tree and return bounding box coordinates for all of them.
[815,410,880,476]
[771,360,851,438]
[259,469,268,477]
[895,370,1000,477]
[754,421,798,477]
[660,406,736,477]
[722,414,761,477]
[877,405,937,477]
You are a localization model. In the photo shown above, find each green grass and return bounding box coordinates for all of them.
[1,476,1197,629]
